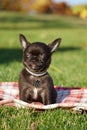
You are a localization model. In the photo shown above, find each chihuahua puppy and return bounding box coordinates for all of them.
[19,34,61,105]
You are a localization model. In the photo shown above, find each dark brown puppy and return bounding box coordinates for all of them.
[19,34,61,105]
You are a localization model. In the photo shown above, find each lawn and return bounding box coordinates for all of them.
[0,11,87,130]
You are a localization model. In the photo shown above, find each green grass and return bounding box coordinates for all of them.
[0,11,87,130]
[0,106,87,130]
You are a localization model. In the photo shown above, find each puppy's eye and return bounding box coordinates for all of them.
[40,54,45,59]
[26,53,31,58]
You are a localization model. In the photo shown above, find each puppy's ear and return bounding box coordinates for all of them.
[49,38,61,53]
[19,34,30,50]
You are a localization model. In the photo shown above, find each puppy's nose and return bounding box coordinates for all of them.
[31,56,37,61]
[33,55,37,58]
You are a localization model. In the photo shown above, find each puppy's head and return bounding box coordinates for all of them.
[19,34,61,73]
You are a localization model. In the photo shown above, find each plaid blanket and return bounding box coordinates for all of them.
[0,82,87,111]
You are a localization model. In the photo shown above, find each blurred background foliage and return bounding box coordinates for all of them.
[0,0,87,19]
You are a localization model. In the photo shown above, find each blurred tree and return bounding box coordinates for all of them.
[19,0,31,12]
[0,0,52,13]
[0,0,72,15]
[0,0,30,12]
[79,9,87,19]
[1,0,21,11]
[73,5,87,19]
[50,2,72,15]
[0,0,3,10]
[30,0,52,13]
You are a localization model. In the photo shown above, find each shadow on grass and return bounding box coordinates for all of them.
[57,47,81,52]
[0,48,22,64]
[0,15,78,30]
[0,23,74,30]
[0,47,81,64]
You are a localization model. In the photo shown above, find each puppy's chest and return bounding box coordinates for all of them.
[30,76,41,87]
[29,76,44,99]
